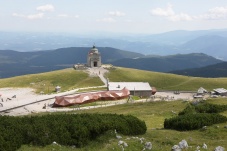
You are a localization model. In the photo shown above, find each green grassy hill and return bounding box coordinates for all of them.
[1,66,227,93]
[107,67,227,91]
[0,68,103,93]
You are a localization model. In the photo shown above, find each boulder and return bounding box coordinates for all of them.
[172,145,181,151]
[52,141,60,146]
[202,143,207,149]
[214,146,225,151]
[116,135,122,139]
[140,137,145,144]
[118,140,124,146]
[144,142,152,150]
[202,126,207,130]
[179,139,188,149]
[123,142,128,147]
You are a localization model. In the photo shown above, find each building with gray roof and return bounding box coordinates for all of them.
[213,88,227,96]
[107,82,155,97]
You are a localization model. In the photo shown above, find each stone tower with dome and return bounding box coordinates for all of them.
[87,45,101,67]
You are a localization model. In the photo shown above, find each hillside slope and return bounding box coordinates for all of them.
[110,53,222,72]
[0,68,103,93]
[106,67,227,91]
[170,62,227,78]
[0,47,143,78]
[1,67,227,92]
[0,47,223,78]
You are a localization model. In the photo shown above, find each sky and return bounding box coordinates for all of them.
[1,0,227,34]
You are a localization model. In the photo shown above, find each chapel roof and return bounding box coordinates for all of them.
[90,45,98,52]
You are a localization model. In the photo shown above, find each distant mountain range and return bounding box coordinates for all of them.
[169,62,227,78]
[179,35,227,60]
[0,47,223,78]
[110,53,222,72]
[1,29,227,78]
[1,29,227,60]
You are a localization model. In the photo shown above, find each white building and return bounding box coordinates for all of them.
[107,82,156,97]
[213,88,227,96]
[197,87,207,95]
[87,45,101,67]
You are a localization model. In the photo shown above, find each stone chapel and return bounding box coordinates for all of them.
[87,45,101,67]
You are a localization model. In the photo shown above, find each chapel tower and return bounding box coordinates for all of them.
[87,45,101,67]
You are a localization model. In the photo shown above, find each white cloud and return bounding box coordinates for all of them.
[12,13,44,20]
[96,17,116,23]
[12,13,25,18]
[209,6,227,14]
[168,13,193,21]
[150,4,193,21]
[199,6,227,20]
[58,14,79,19]
[108,11,126,17]
[151,4,227,21]
[27,13,44,19]
[36,4,54,12]
[150,4,175,17]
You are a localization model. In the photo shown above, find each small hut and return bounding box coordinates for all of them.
[213,88,227,96]
[197,87,207,95]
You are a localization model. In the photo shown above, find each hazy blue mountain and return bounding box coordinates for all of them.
[1,29,227,58]
[140,29,227,45]
[179,35,227,60]
[169,62,227,78]
[110,53,223,72]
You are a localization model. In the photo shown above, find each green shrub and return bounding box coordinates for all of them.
[0,114,146,150]
[164,113,227,131]
[178,102,227,115]
[165,101,227,131]
[195,103,227,113]
[178,104,196,115]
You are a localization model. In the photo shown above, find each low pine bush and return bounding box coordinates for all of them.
[178,104,196,115]
[0,114,147,151]
[195,103,227,113]
[165,101,227,131]
[164,113,227,131]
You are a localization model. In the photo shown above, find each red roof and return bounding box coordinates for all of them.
[53,87,130,107]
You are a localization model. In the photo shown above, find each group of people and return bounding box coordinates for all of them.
[0,95,16,103]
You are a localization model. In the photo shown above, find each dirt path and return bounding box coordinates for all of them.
[87,67,109,86]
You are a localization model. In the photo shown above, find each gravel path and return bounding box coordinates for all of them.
[87,67,109,86]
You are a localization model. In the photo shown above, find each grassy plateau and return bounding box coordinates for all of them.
[0,68,103,93]
[106,67,227,91]
[1,66,227,92]
[0,66,227,150]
